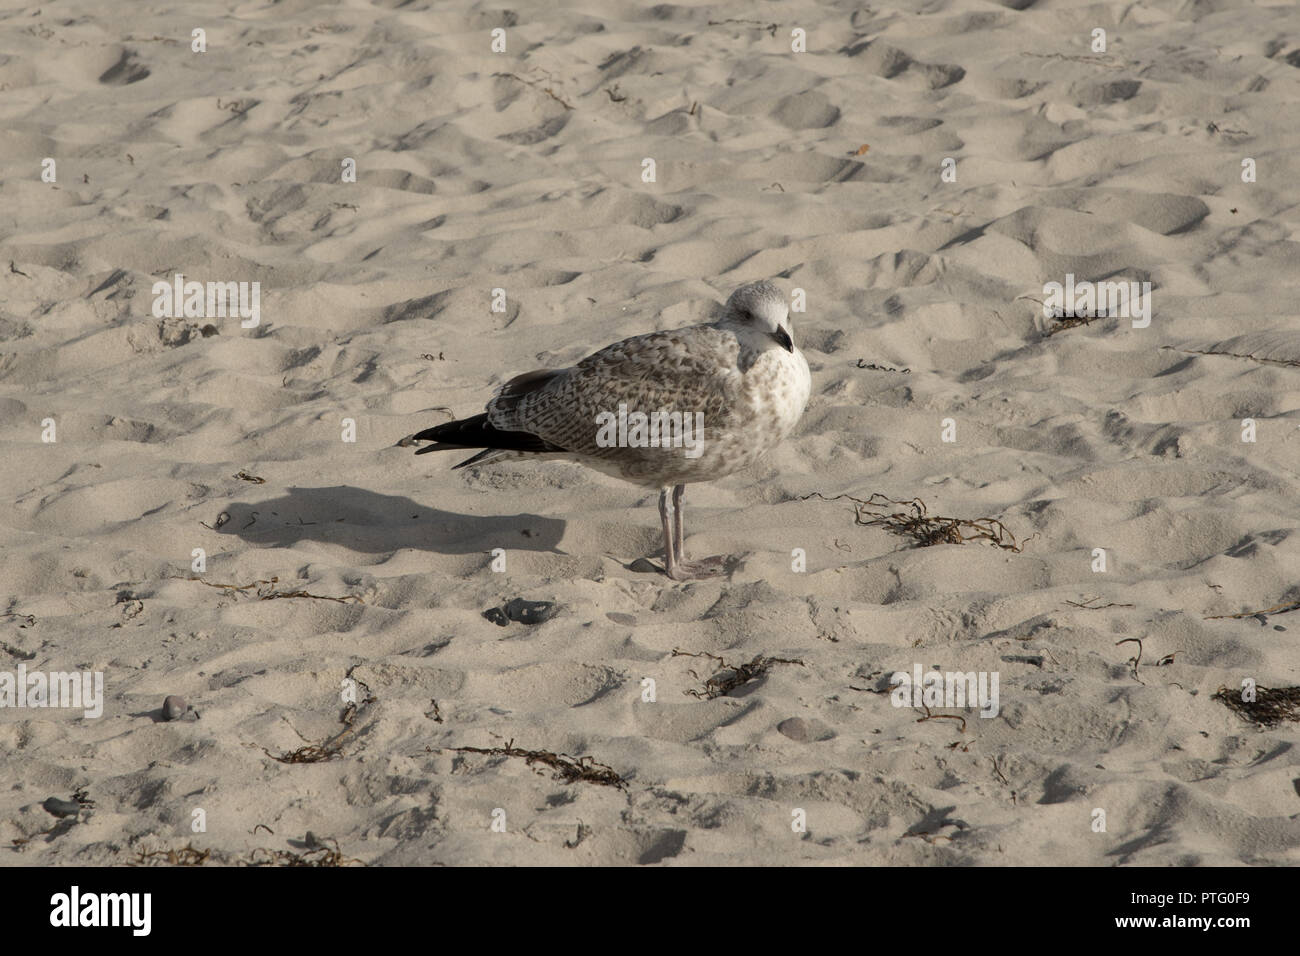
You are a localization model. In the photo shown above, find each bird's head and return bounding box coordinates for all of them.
[723,279,794,352]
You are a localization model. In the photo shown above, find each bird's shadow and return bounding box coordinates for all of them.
[212,485,565,555]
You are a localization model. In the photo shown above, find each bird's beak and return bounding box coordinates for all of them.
[772,326,794,352]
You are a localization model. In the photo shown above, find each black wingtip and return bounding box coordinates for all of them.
[405,413,567,461]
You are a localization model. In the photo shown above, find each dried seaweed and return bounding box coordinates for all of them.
[259,587,363,605]
[450,740,627,790]
[244,837,361,867]
[177,574,363,604]
[706,18,778,36]
[180,574,277,593]
[130,837,361,867]
[1014,294,1112,336]
[493,71,573,110]
[1205,598,1300,622]
[1115,637,1145,684]
[855,359,909,372]
[1065,596,1134,609]
[990,758,1010,786]
[265,667,375,763]
[1213,685,1300,727]
[1044,313,1100,336]
[2,609,35,629]
[991,756,1019,804]
[799,493,1028,551]
[1162,345,1300,370]
[1,640,35,661]
[131,843,211,866]
[564,821,592,849]
[672,648,805,699]
[1019,51,1124,70]
[915,703,967,733]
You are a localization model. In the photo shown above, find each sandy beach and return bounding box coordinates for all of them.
[2,0,1299,865]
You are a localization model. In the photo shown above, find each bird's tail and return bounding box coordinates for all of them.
[403,413,565,469]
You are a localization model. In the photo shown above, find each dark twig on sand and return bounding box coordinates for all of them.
[1115,637,1144,684]
[915,702,967,733]
[1064,596,1135,610]
[176,575,363,604]
[265,667,375,763]
[493,71,573,110]
[799,492,1029,552]
[450,740,627,790]
[1020,52,1124,70]
[706,18,778,36]
[672,648,805,699]
[855,359,910,372]
[1161,345,1300,370]
[1205,598,1300,622]
[1044,313,1099,336]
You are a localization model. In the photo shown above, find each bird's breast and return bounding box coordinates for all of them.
[738,346,811,440]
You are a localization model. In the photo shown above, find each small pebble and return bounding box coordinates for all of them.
[162,695,188,721]
[628,558,659,574]
[503,598,559,625]
[484,598,559,627]
[778,717,811,742]
[42,797,81,818]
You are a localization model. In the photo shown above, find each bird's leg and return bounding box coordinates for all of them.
[672,483,686,565]
[664,483,728,581]
[658,487,680,580]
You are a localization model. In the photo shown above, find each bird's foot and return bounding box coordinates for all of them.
[666,555,730,581]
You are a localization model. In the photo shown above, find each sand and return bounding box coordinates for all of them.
[1,0,1298,866]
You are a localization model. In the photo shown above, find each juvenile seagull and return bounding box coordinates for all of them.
[406,280,810,580]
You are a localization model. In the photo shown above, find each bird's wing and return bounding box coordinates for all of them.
[486,326,742,456]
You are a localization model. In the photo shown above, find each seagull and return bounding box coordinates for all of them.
[405,280,811,580]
